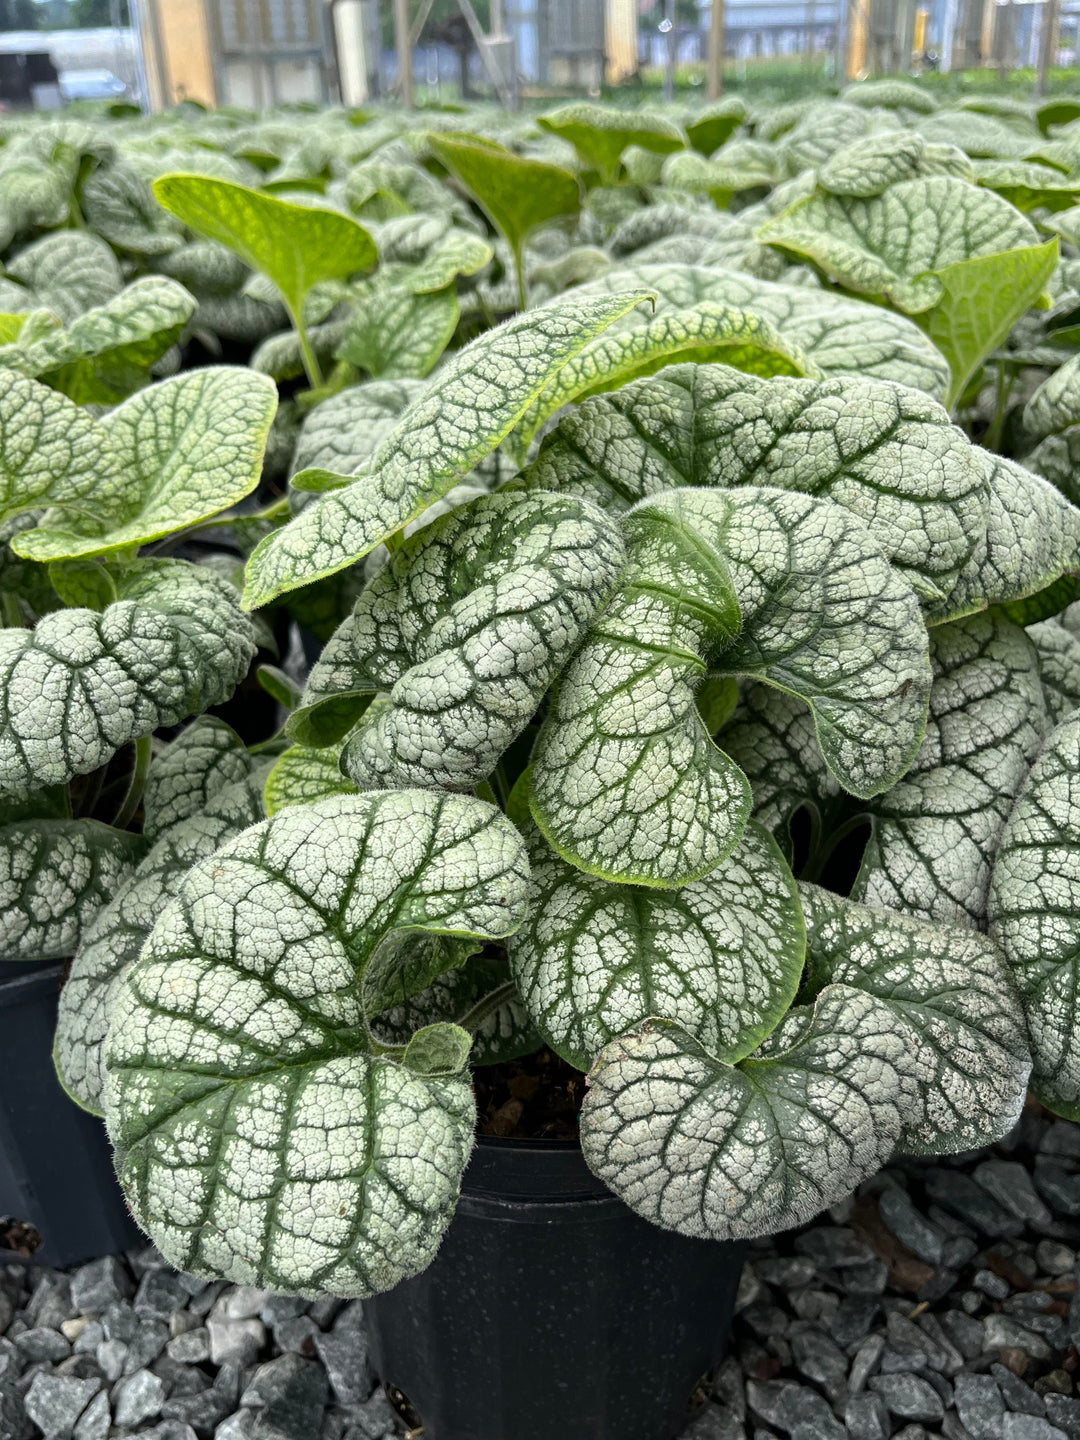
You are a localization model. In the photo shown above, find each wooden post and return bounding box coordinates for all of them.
[394,0,414,107]
[1037,0,1060,95]
[707,0,724,97]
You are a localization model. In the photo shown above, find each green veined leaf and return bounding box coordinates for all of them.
[800,885,1029,1154]
[104,789,530,1294]
[264,741,356,816]
[241,290,653,610]
[304,491,626,793]
[660,150,774,206]
[141,716,252,842]
[929,455,1080,624]
[12,367,277,562]
[780,101,870,170]
[55,763,264,1115]
[0,371,118,528]
[579,986,917,1241]
[152,174,377,326]
[0,819,145,963]
[1024,351,1080,440]
[756,176,1040,313]
[1027,614,1080,723]
[561,261,951,400]
[0,277,196,405]
[507,819,803,1073]
[856,610,1047,925]
[290,379,427,486]
[509,304,816,462]
[0,560,255,794]
[685,98,747,156]
[530,485,930,888]
[537,104,684,182]
[525,362,985,610]
[81,159,184,257]
[7,231,123,324]
[989,710,1080,1119]
[335,279,458,380]
[817,131,926,199]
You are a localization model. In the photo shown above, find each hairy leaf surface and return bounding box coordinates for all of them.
[989,711,1080,1120]
[530,486,930,887]
[580,986,916,1241]
[507,820,803,1071]
[0,561,255,792]
[242,292,651,608]
[104,790,530,1294]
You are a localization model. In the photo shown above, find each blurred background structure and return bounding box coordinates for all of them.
[0,0,1077,112]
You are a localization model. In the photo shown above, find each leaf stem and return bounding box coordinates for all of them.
[1,592,24,628]
[512,243,528,312]
[113,734,153,830]
[290,307,324,390]
[456,980,519,1035]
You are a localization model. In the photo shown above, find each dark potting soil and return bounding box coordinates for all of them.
[473,1045,586,1139]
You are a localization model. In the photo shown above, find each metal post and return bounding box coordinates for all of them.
[1037,0,1059,94]
[662,0,676,101]
[940,0,958,70]
[394,0,414,107]
[707,0,724,96]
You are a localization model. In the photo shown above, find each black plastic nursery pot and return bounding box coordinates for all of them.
[0,961,142,1268]
[365,1133,746,1440]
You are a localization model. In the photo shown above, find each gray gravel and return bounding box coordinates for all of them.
[5,1110,1080,1438]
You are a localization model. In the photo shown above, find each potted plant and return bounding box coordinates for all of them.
[3,95,1080,1440]
[35,288,1078,1438]
[0,354,278,1265]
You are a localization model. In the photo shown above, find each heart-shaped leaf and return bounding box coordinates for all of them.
[537,104,684,181]
[580,986,917,1241]
[56,743,264,1114]
[7,231,123,323]
[104,790,530,1294]
[11,367,277,562]
[242,291,653,609]
[507,819,803,1072]
[152,174,377,326]
[530,485,930,887]
[299,491,625,793]
[0,277,196,405]
[800,885,1029,1154]
[525,362,987,607]
[140,716,253,843]
[426,134,580,304]
[0,560,255,793]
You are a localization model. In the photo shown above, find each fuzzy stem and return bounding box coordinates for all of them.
[456,980,518,1034]
[114,734,153,830]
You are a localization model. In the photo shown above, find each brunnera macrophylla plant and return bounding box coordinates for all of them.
[6,93,1080,1305]
[46,292,1079,1302]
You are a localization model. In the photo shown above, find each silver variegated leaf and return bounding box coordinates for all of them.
[507,819,803,1072]
[290,379,427,486]
[104,790,530,1295]
[800,885,1029,1154]
[928,457,1080,625]
[0,560,255,793]
[307,491,626,793]
[989,711,1080,1120]
[141,716,252,843]
[0,818,145,963]
[530,485,930,887]
[55,761,265,1115]
[562,263,951,399]
[579,985,918,1241]
[242,291,653,609]
[855,610,1047,925]
[524,362,986,607]
[1027,614,1080,724]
